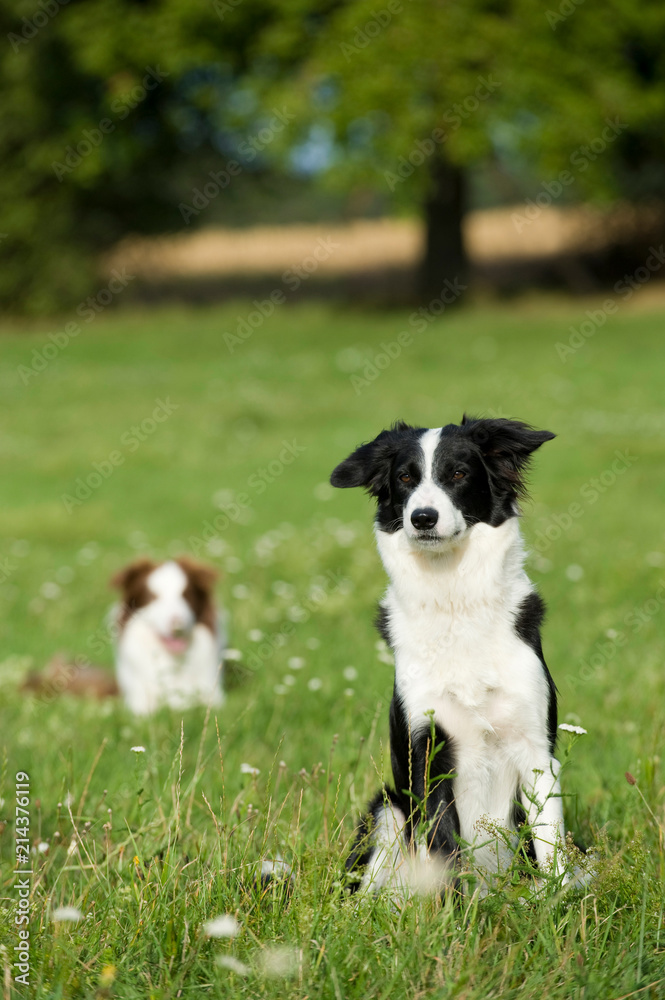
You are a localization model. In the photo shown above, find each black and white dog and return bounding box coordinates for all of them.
[331,417,567,894]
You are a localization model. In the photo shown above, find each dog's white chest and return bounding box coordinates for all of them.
[392,604,549,852]
[378,518,544,738]
[378,519,552,852]
[392,600,543,738]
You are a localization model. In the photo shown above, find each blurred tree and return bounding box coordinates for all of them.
[2,0,665,311]
[0,0,276,313]
[254,0,665,299]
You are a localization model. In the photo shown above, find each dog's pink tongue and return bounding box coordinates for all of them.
[162,636,188,655]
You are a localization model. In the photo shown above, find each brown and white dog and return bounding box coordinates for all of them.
[111,556,225,716]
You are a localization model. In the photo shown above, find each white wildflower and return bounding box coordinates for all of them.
[307,678,322,691]
[216,955,249,975]
[260,858,293,882]
[203,914,240,938]
[131,746,146,753]
[205,537,227,557]
[260,945,299,978]
[558,723,587,735]
[240,763,260,776]
[76,544,99,564]
[313,482,334,501]
[52,906,82,923]
[343,666,357,681]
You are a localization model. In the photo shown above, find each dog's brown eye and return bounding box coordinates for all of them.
[399,473,412,483]
[452,471,465,481]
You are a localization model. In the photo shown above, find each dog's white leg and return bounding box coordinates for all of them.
[522,758,566,878]
[117,654,159,716]
[121,681,156,716]
[360,803,409,894]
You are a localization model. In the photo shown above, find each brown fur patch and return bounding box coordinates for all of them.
[22,654,119,699]
[110,557,158,628]
[176,556,219,632]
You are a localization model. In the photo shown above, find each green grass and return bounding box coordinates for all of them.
[0,297,664,998]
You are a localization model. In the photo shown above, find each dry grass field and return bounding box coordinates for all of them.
[105,202,665,287]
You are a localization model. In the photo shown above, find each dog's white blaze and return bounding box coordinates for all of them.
[404,427,467,542]
[420,426,441,478]
[140,561,194,636]
[148,561,188,597]
[376,515,565,879]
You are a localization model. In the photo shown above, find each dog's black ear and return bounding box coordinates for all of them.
[461,416,555,497]
[330,423,413,496]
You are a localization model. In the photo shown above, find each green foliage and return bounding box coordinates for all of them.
[0,299,664,995]
[257,0,665,204]
[4,0,665,311]
[0,0,277,313]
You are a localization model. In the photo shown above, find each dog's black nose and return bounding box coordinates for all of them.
[411,507,439,530]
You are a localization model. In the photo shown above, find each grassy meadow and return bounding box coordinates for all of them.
[0,296,664,998]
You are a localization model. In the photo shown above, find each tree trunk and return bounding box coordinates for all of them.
[418,156,468,304]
